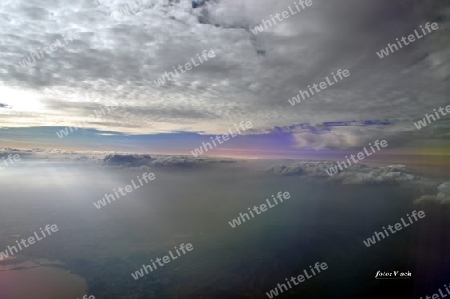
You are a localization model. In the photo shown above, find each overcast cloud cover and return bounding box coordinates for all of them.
[0,0,449,150]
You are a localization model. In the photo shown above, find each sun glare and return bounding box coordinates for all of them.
[0,86,44,112]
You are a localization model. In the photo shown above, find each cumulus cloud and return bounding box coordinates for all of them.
[266,162,422,185]
[415,182,450,204]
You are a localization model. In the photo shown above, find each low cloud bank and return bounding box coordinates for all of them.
[266,162,419,185]
[0,148,236,168]
[101,154,235,168]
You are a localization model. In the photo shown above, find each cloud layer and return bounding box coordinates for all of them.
[0,0,449,150]
[265,161,437,186]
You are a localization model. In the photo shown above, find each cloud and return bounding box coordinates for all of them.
[0,0,448,150]
[102,153,235,168]
[0,147,237,167]
[272,119,450,150]
[0,147,34,156]
[266,162,421,185]
[415,182,450,204]
[102,153,155,167]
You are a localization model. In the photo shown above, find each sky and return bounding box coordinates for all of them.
[0,0,449,158]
